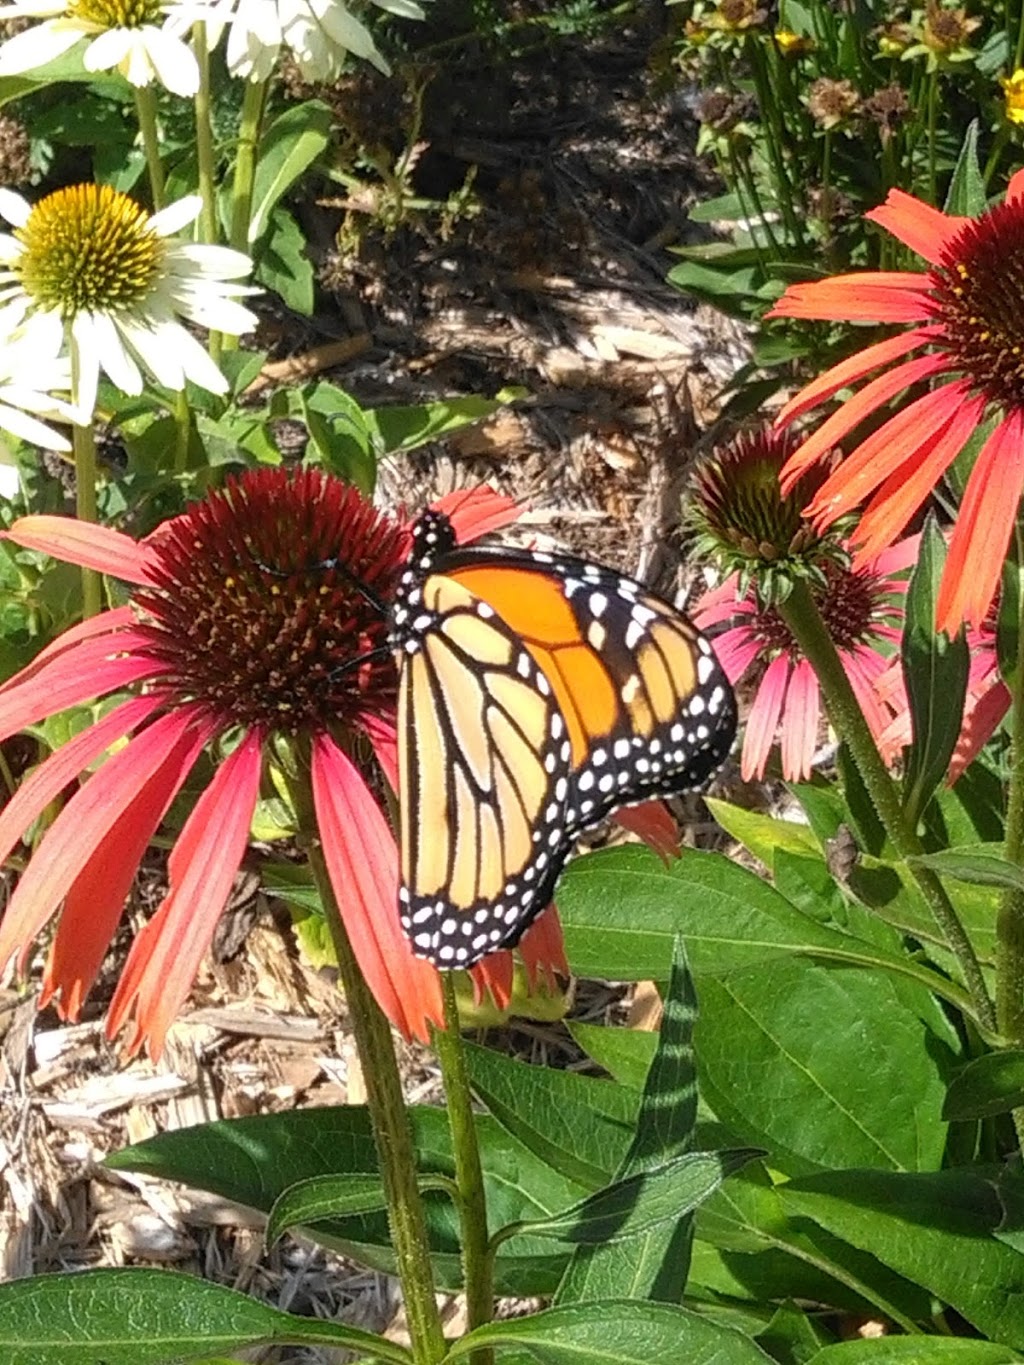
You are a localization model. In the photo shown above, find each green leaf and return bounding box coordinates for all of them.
[704,797,821,868]
[464,1040,639,1188]
[255,206,314,314]
[944,120,987,218]
[695,958,953,1173]
[516,1149,760,1246]
[909,845,1024,893]
[248,100,332,244]
[447,1301,774,1362]
[568,1022,657,1092]
[0,1267,411,1365]
[781,1168,1024,1348]
[293,381,377,492]
[557,940,703,1303]
[107,1106,585,1296]
[364,395,505,455]
[944,1050,1024,1120]
[810,1342,1021,1363]
[899,514,969,826]
[755,1301,832,1363]
[266,1172,391,1245]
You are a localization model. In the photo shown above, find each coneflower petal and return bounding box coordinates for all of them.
[5,515,159,584]
[864,190,968,264]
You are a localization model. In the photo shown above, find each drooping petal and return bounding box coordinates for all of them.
[518,905,569,989]
[106,728,263,1060]
[864,190,968,264]
[710,630,761,687]
[4,515,160,584]
[40,713,207,1021]
[614,801,679,861]
[850,396,986,558]
[775,326,941,426]
[0,630,164,743]
[311,733,443,1043]
[938,412,1024,632]
[846,646,893,740]
[0,692,163,872]
[0,706,210,979]
[767,273,938,323]
[741,655,789,781]
[779,659,819,781]
[1007,169,1024,204]
[949,680,1010,783]
[362,712,398,792]
[471,952,514,1011]
[803,380,969,527]
[779,351,951,489]
[6,604,135,680]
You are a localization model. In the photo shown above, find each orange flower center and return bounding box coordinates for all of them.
[934,198,1024,411]
[132,469,404,734]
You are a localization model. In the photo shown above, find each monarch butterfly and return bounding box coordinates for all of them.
[389,509,737,969]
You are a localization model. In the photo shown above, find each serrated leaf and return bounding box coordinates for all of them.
[900,515,969,825]
[0,1267,411,1365]
[944,1050,1024,1120]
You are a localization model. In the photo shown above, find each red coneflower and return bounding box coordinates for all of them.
[0,469,567,1059]
[768,172,1024,634]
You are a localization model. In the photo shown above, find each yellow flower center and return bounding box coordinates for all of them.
[15,184,164,319]
[67,0,164,26]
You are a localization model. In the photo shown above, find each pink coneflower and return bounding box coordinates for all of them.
[768,172,1024,634]
[877,604,1010,783]
[0,469,566,1059]
[695,541,914,781]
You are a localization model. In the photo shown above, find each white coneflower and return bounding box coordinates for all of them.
[206,0,427,82]
[0,184,257,422]
[0,0,212,96]
[0,328,75,454]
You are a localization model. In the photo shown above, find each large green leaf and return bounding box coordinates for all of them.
[810,1342,1021,1363]
[568,1022,657,1092]
[248,100,332,244]
[0,1268,410,1365]
[107,1106,585,1295]
[557,942,702,1303]
[782,1168,1024,1347]
[944,1049,1024,1120]
[899,515,970,826]
[464,1042,639,1188]
[695,958,954,1173]
[447,1301,774,1363]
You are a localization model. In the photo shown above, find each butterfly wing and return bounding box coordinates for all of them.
[396,572,574,967]
[439,548,737,835]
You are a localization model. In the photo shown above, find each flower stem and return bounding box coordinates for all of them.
[432,973,494,1364]
[283,743,447,1365]
[134,85,166,212]
[69,342,101,619]
[191,22,223,364]
[172,389,191,475]
[777,579,995,1033]
[223,78,266,354]
[998,537,1024,1051]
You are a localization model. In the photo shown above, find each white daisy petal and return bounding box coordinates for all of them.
[0,189,32,230]
[164,242,255,277]
[141,27,199,96]
[0,461,22,497]
[0,21,81,74]
[82,26,133,70]
[0,399,70,451]
[150,196,203,238]
[116,314,185,391]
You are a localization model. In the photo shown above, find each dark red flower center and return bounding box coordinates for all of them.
[133,468,404,735]
[934,197,1024,411]
[747,561,895,658]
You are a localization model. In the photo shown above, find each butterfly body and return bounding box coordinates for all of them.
[390,510,736,968]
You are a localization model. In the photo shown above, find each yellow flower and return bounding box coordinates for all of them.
[1002,68,1024,125]
[775,28,813,56]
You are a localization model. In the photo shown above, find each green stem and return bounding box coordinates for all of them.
[172,388,191,475]
[191,21,223,364]
[432,975,494,1364]
[999,529,1024,1050]
[69,341,101,620]
[134,85,166,211]
[281,740,447,1365]
[777,579,995,1033]
[746,35,804,244]
[230,77,267,254]
[926,71,938,205]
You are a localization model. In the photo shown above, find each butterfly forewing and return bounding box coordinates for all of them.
[396,573,573,967]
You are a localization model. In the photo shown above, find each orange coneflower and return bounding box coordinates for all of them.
[0,469,566,1059]
[769,173,1024,635]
